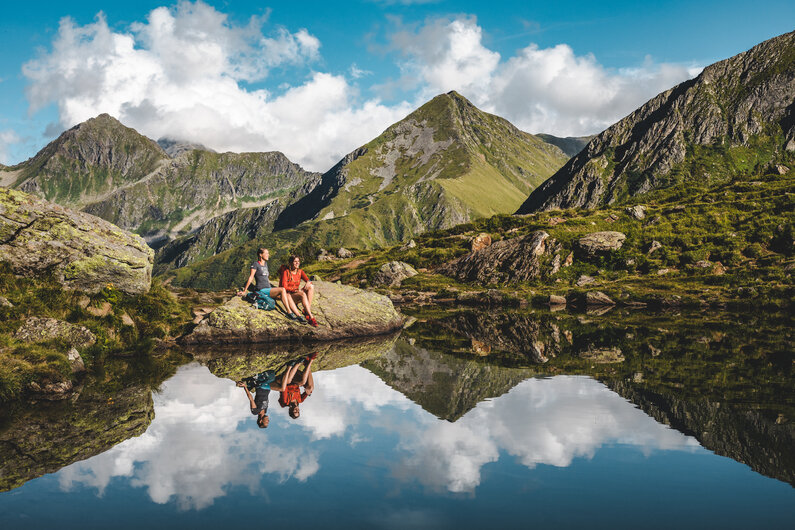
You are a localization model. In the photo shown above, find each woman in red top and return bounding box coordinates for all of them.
[279,354,315,419]
[280,255,318,327]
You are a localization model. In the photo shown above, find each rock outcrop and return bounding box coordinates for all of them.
[372,261,419,287]
[182,281,404,344]
[576,231,626,256]
[517,31,795,213]
[14,318,96,349]
[0,188,153,293]
[438,231,552,285]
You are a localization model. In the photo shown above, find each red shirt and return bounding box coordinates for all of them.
[280,267,309,292]
[279,383,307,407]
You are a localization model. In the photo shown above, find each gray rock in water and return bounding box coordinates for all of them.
[549,295,567,306]
[626,205,646,220]
[337,247,353,258]
[439,231,550,285]
[0,188,153,294]
[372,261,419,287]
[14,317,97,349]
[576,231,626,256]
[181,281,404,344]
[584,291,615,306]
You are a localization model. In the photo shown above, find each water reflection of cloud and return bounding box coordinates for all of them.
[297,365,414,440]
[55,364,700,506]
[392,376,699,493]
[58,363,319,510]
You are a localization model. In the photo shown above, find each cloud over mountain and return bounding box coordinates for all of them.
[21,2,699,171]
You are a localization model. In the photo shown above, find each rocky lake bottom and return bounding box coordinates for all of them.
[0,307,792,529]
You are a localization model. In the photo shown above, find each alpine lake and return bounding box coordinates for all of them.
[1,306,793,529]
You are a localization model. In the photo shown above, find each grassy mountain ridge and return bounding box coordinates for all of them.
[517,30,795,213]
[166,92,568,289]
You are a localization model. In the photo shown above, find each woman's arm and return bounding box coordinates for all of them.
[238,268,257,296]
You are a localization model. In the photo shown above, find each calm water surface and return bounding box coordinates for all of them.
[0,309,792,529]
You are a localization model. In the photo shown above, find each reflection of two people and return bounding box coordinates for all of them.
[237,353,316,428]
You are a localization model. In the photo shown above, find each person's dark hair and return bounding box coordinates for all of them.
[288,255,300,270]
[289,404,300,419]
[257,414,269,428]
[258,247,267,258]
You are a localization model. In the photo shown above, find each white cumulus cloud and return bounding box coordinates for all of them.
[0,130,20,165]
[22,1,412,172]
[388,16,702,137]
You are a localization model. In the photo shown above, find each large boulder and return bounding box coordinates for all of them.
[371,261,418,287]
[576,231,626,256]
[182,281,404,344]
[0,188,153,293]
[439,231,551,285]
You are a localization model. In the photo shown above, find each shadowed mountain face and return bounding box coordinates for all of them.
[517,30,795,213]
[536,133,594,157]
[1,114,320,249]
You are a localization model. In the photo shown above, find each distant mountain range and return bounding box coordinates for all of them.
[517,30,795,213]
[0,115,320,248]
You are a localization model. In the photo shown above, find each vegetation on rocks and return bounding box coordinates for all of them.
[0,263,191,401]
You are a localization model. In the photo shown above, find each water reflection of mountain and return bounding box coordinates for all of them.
[363,339,536,421]
[0,385,154,492]
[399,308,795,486]
[608,381,795,486]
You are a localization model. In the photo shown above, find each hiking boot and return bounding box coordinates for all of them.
[305,352,318,362]
[308,316,318,327]
[286,312,299,321]
[295,314,307,324]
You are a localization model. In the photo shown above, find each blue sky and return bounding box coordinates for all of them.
[0,0,792,171]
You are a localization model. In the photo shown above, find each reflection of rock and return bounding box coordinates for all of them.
[470,233,492,252]
[14,317,96,349]
[0,385,154,492]
[580,347,624,363]
[187,333,400,382]
[363,339,535,421]
[182,281,404,344]
[608,380,795,486]
[470,338,491,356]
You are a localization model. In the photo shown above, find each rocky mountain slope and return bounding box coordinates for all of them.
[3,114,167,208]
[166,92,568,289]
[517,30,795,213]
[274,91,567,239]
[0,115,320,247]
[536,133,593,157]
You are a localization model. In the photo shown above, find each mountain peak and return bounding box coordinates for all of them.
[517,30,795,213]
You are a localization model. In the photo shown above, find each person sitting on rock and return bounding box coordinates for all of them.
[278,353,316,419]
[279,255,318,327]
[238,247,307,324]
[237,369,286,429]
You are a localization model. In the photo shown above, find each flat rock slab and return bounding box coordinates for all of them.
[182,281,404,344]
[14,317,96,349]
[576,231,626,255]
